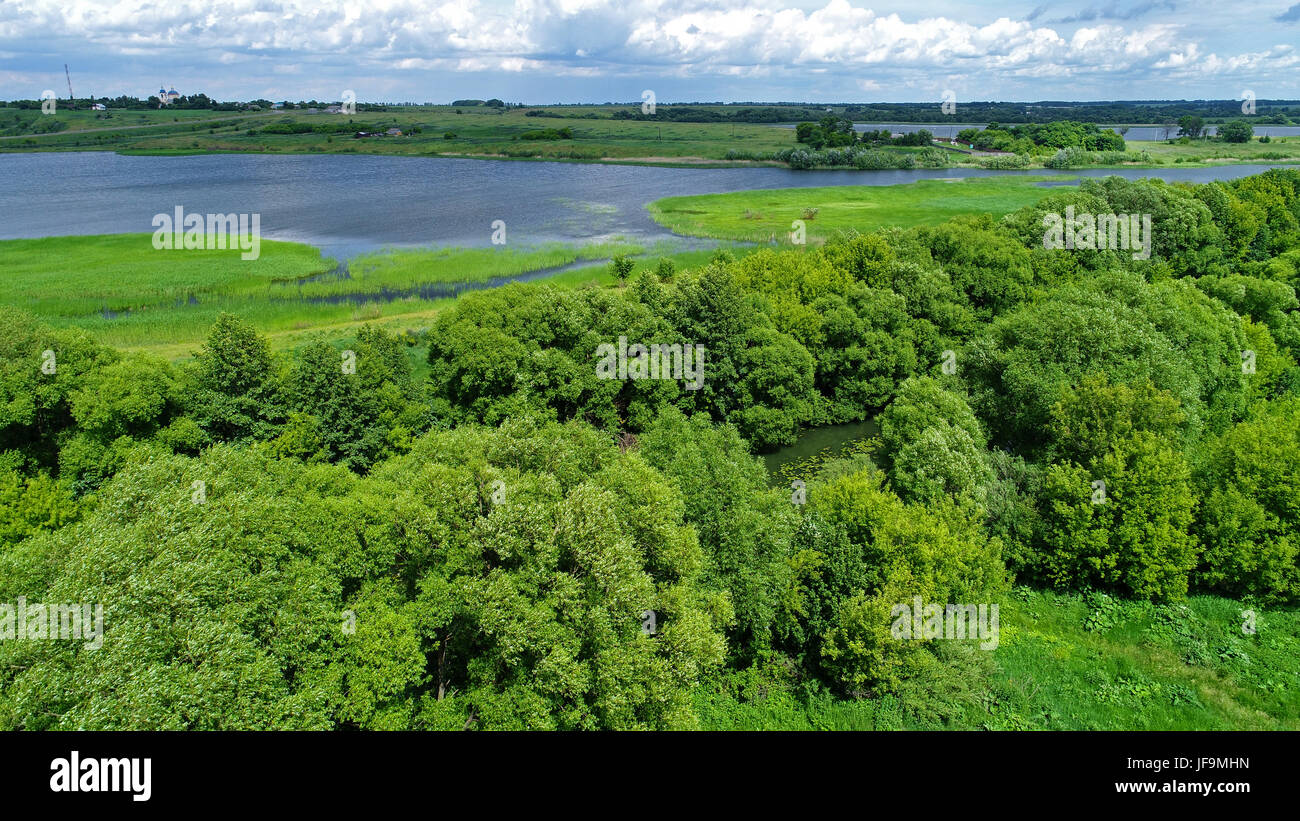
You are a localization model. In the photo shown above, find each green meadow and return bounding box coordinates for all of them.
[648,176,1065,243]
[0,105,797,165]
[0,232,738,357]
[1128,137,1300,165]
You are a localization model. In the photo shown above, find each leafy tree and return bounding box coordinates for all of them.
[1218,121,1253,143]
[187,313,282,442]
[638,408,796,657]
[878,376,990,505]
[0,419,732,730]
[803,467,1005,694]
[1194,397,1300,602]
[0,308,118,470]
[917,215,1036,319]
[1178,115,1204,139]
[1046,373,1187,465]
[609,255,635,283]
[1036,432,1198,601]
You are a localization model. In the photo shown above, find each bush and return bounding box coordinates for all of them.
[1036,433,1198,601]
[787,149,815,170]
[852,150,913,170]
[916,148,951,168]
[609,255,635,282]
[1217,121,1253,143]
[519,127,572,141]
[979,153,1031,169]
[1045,146,1090,169]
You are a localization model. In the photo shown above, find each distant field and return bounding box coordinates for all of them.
[5,104,1298,169]
[1,233,735,357]
[648,176,1065,242]
[0,105,796,165]
[1128,137,1300,165]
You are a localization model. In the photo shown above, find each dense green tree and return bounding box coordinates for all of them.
[803,467,1005,694]
[964,271,1252,450]
[917,215,1037,318]
[0,308,118,470]
[878,376,990,505]
[638,408,797,657]
[1036,432,1198,601]
[1178,115,1204,139]
[187,313,282,442]
[0,419,732,729]
[1193,397,1300,602]
[1218,120,1253,143]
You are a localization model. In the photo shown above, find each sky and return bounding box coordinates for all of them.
[1,0,1298,104]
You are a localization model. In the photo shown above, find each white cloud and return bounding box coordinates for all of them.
[0,0,1294,99]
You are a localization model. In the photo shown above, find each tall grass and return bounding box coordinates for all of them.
[3,234,712,354]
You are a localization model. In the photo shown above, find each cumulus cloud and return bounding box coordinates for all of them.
[0,0,1295,100]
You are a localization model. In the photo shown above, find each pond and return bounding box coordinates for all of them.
[762,418,881,486]
[1,152,1293,260]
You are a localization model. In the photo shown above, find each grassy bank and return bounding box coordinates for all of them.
[648,176,1064,243]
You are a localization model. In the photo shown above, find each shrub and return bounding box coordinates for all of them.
[979,153,1031,169]
[1045,146,1090,169]
[787,149,815,170]
[609,255,635,282]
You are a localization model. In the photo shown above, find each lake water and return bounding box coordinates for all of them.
[1,152,1294,260]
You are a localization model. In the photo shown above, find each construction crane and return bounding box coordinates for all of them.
[64,64,74,108]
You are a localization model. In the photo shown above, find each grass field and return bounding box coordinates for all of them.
[0,233,740,357]
[648,176,1065,243]
[697,589,1300,730]
[1128,137,1300,165]
[0,105,797,165]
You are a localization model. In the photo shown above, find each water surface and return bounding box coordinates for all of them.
[1,152,1291,259]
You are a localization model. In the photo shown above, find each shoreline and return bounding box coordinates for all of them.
[2,142,1298,171]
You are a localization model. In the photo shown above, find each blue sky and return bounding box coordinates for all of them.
[2,1,1298,103]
